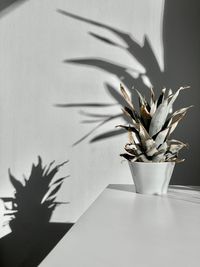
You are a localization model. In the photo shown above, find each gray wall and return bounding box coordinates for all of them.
[162,0,200,185]
[0,0,199,224]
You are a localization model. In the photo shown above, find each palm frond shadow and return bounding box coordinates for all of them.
[57,9,163,89]
[56,9,165,145]
[56,2,200,186]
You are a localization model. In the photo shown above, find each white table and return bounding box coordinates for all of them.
[40,184,200,267]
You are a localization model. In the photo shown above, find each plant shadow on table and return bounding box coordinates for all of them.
[108,184,200,204]
[56,0,200,185]
[0,156,73,267]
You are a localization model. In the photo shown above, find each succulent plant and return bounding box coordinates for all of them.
[117,84,192,163]
[7,156,69,224]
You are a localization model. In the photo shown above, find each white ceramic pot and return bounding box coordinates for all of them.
[128,162,175,195]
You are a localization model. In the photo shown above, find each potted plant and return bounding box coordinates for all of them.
[117,84,192,195]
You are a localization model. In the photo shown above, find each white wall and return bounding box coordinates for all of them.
[0,0,164,222]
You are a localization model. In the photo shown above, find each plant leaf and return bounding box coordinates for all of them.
[138,123,152,148]
[150,100,157,116]
[149,86,190,137]
[140,104,151,129]
[150,87,156,103]
[157,88,166,107]
[170,105,193,120]
[168,86,190,108]
[125,143,142,156]
[144,139,158,157]
[153,151,166,162]
[120,84,135,110]
[167,139,187,154]
[149,97,169,136]
[154,127,170,147]
[116,124,138,133]
[120,153,135,161]
[135,89,146,108]
[121,106,140,123]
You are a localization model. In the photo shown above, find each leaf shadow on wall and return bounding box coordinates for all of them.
[0,157,73,267]
[56,0,200,185]
[56,9,164,146]
[0,0,28,17]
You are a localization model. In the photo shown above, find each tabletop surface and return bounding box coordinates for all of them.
[40,184,200,267]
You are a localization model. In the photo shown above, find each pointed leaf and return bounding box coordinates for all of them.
[125,143,142,156]
[167,139,187,154]
[150,87,156,103]
[138,123,152,148]
[140,105,151,129]
[150,100,157,116]
[135,89,146,108]
[168,86,190,108]
[153,151,166,162]
[124,107,140,123]
[154,128,170,147]
[115,124,138,134]
[149,98,168,136]
[158,142,168,152]
[128,129,134,144]
[170,105,193,119]
[144,139,158,157]
[120,153,135,161]
[157,88,166,107]
[120,84,135,110]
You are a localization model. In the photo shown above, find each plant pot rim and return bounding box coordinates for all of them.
[128,161,176,165]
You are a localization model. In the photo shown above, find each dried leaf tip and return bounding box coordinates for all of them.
[179,85,191,90]
[120,83,134,109]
